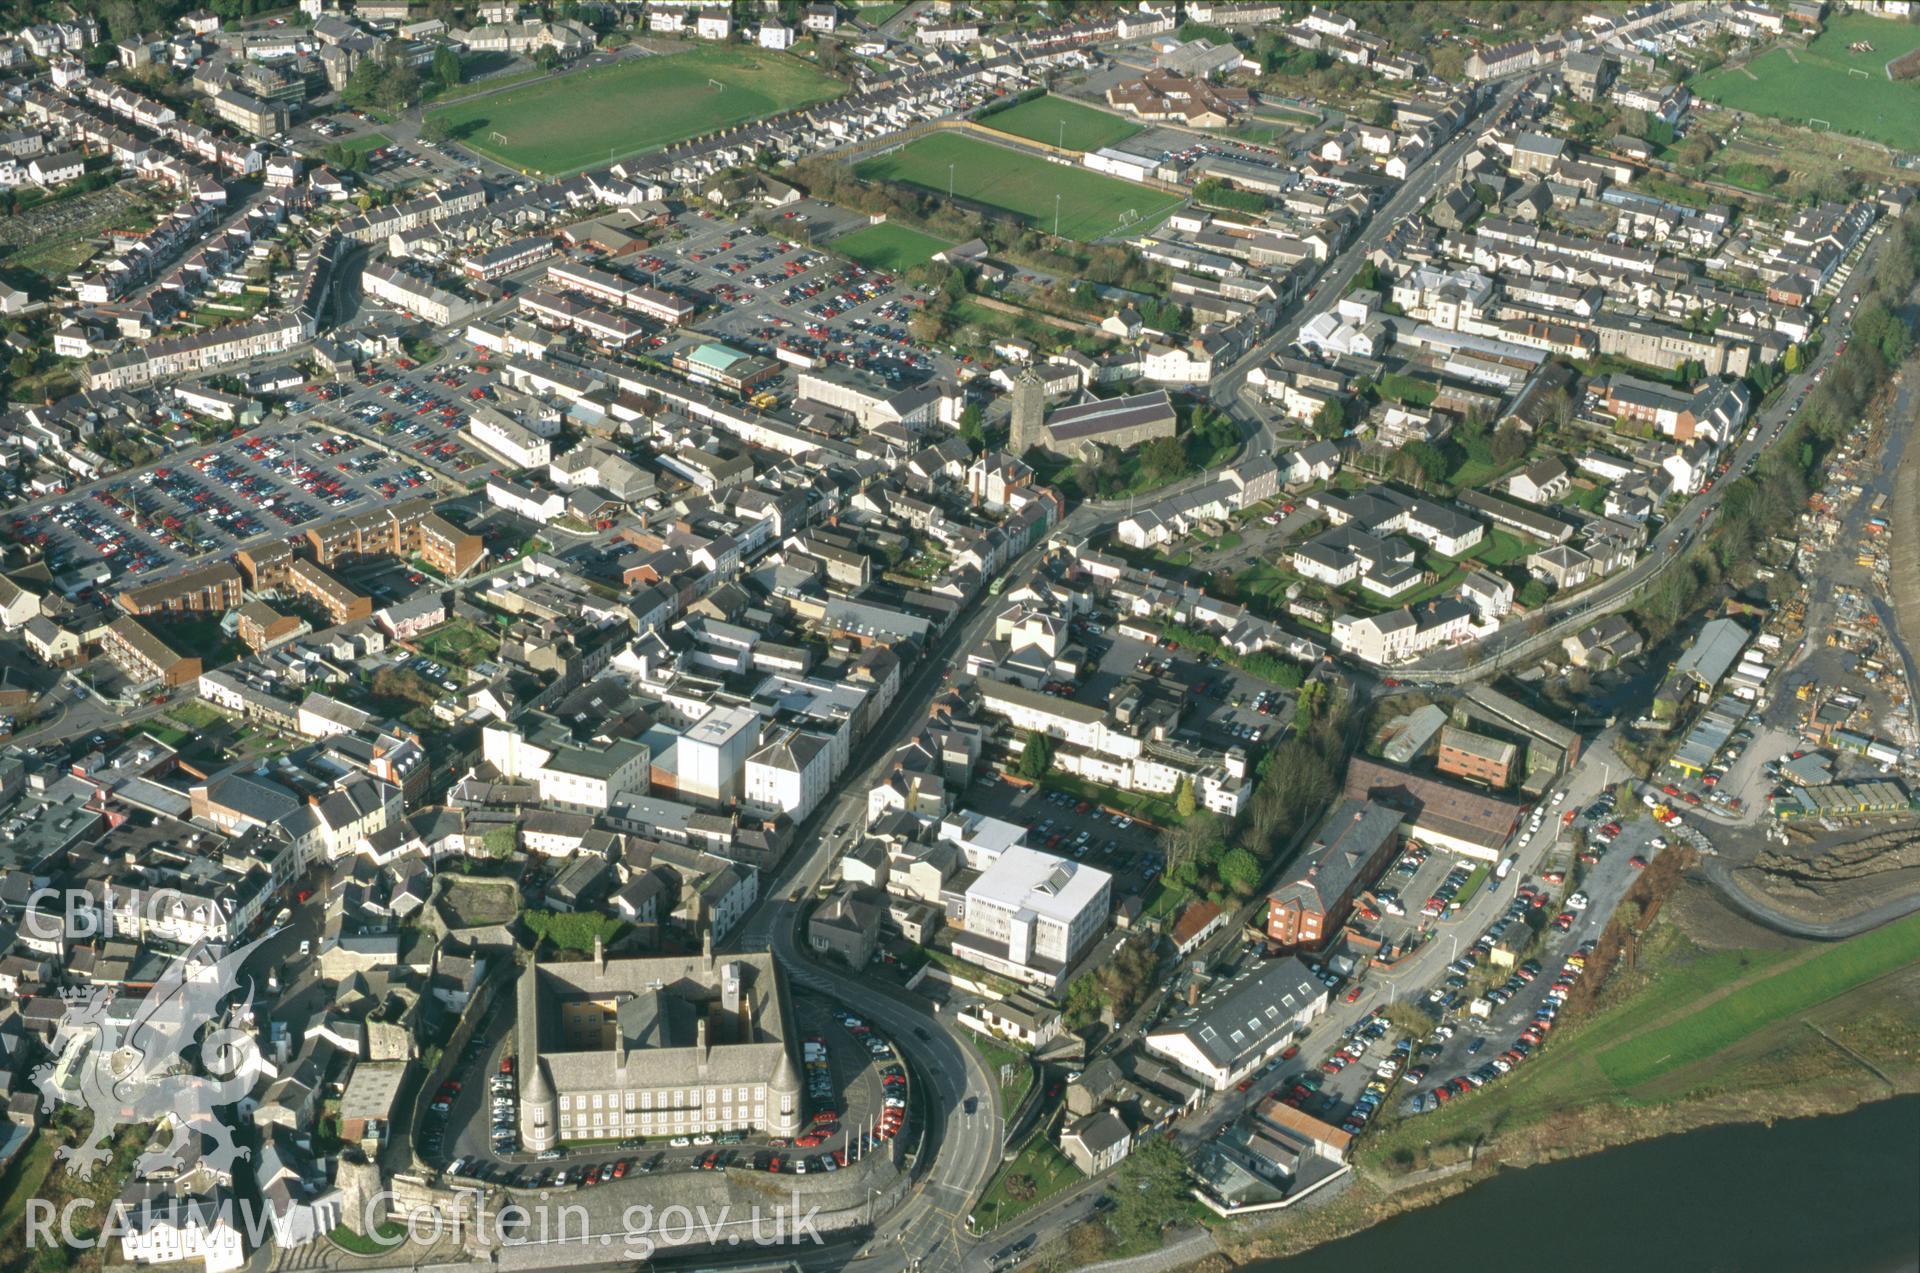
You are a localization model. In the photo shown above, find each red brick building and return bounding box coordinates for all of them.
[1265,799,1404,949]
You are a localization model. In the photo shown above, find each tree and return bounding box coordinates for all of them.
[1490,421,1530,466]
[1174,776,1197,818]
[1108,1138,1190,1246]
[1314,397,1348,439]
[958,402,985,448]
[1067,1220,1111,1263]
[1141,435,1189,482]
[1402,440,1449,486]
[1160,809,1221,877]
[419,115,452,145]
[1783,344,1800,373]
[1064,973,1105,1028]
[1092,935,1157,1023]
[1216,847,1263,897]
[432,45,462,92]
[481,828,517,858]
[1017,729,1054,780]
[369,667,437,708]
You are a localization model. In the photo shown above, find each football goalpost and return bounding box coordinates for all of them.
[1809,118,1832,131]
[1848,66,1870,78]
[708,77,725,91]
[489,131,508,146]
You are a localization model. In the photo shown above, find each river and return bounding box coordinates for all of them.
[1255,1097,1920,1273]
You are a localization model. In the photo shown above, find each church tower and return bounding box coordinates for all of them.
[1010,367,1047,458]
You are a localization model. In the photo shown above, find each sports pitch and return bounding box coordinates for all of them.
[855,133,1183,242]
[1693,14,1920,152]
[982,94,1143,152]
[833,222,952,271]
[428,47,843,176]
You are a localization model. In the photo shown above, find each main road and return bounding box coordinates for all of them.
[1207,78,1526,450]
[709,76,1537,1273]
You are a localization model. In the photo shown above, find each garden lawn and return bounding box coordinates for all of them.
[414,617,501,669]
[833,222,952,271]
[1692,14,1920,152]
[976,1134,1083,1231]
[428,47,843,175]
[1039,770,1179,827]
[856,133,1184,241]
[0,1134,54,1237]
[1595,910,1920,1087]
[984,94,1143,152]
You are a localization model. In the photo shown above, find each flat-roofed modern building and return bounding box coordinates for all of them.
[954,845,1110,990]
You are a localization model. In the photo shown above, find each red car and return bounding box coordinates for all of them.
[1628,855,1648,868]
[1280,1044,1300,1060]
[1344,986,1363,1003]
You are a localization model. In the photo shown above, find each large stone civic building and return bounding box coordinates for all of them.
[516,940,805,1150]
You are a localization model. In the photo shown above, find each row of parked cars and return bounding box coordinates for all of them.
[490,1055,519,1156]
[832,1009,906,1144]
[1407,942,1594,1114]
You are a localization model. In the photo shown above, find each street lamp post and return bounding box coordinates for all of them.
[948,162,955,200]
[1054,192,1060,237]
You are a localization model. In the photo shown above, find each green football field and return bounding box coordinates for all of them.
[1693,14,1920,151]
[428,47,843,175]
[855,133,1183,242]
[832,222,952,271]
[982,94,1143,152]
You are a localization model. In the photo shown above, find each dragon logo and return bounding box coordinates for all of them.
[30,935,272,1180]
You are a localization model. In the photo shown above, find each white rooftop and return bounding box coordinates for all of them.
[937,809,1029,864]
[967,845,1111,927]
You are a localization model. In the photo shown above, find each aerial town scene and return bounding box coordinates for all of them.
[0,0,1915,1271]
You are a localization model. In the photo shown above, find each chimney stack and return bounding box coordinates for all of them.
[1186,979,1201,1007]
[594,935,605,972]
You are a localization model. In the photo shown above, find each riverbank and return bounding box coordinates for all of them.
[1181,881,1920,1268]
[1210,1075,1916,1267]
[1237,1094,1920,1272]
